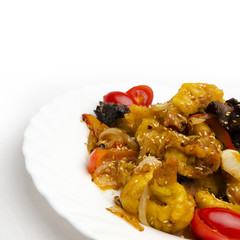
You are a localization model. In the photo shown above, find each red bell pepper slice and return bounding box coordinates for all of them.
[88,148,138,174]
[188,113,235,150]
[206,117,235,150]
[82,114,109,138]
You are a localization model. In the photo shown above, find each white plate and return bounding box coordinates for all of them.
[22,82,234,240]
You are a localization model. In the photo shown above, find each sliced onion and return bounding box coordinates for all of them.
[138,186,150,226]
[188,113,215,125]
[134,156,161,174]
[92,163,109,178]
[92,163,117,189]
[99,128,138,150]
[221,149,240,180]
[94,176,117,190]
[107,206,144,231]
[189,118,206,125]
[151,102,172,111]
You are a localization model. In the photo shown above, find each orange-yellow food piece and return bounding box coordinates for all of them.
[172,83,224,116]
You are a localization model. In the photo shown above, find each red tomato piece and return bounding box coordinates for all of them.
[103,91,136,106]
[88,148,138,174]
[126,85,153,107]
[191,208,229,240]
[198,208,240,240]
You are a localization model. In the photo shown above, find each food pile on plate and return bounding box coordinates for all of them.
[82,83,240,239]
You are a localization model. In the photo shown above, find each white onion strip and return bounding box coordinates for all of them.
[138,186,150,226]
[188,113,215,125]
[99,128,139,150]
[107,206,144,231]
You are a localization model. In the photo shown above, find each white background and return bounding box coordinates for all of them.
[1,1,240,239]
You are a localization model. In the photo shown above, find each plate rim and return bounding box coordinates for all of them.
[23,82,226,240]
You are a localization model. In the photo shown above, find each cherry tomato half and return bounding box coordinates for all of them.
[191,208,240,240]
[103,91,136,107]
[199,208,240,240]
[126,85,153,107]
[191,208,228,240]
